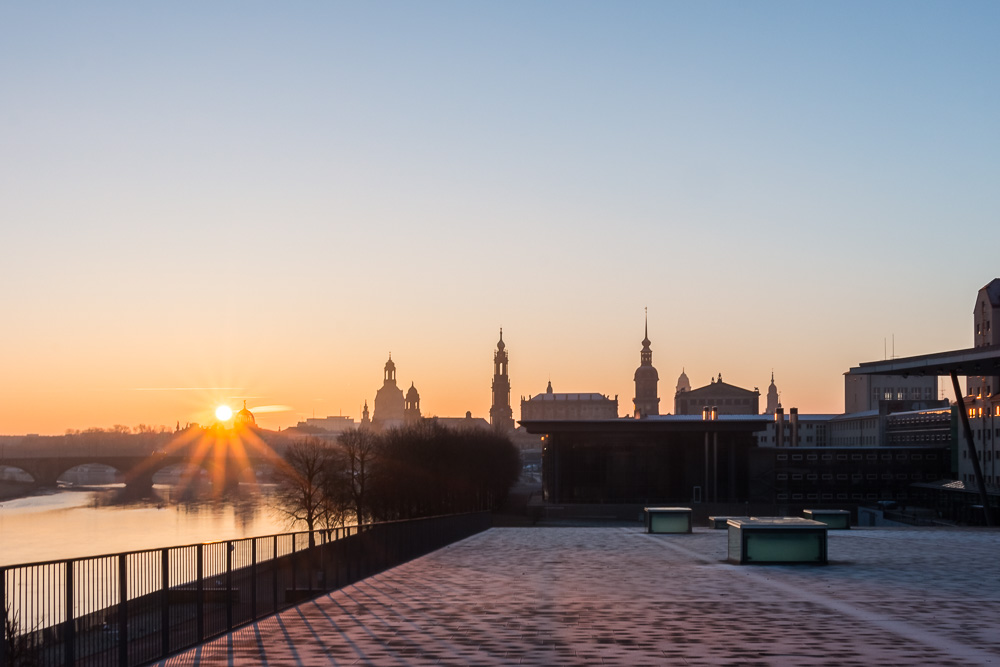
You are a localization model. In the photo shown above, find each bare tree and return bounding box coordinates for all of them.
[272,438,347,540]
[337,428,379,526]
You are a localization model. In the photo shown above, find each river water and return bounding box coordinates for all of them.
[0,484,291,567]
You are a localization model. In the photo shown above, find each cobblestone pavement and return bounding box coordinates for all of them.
[159,526,1000,665]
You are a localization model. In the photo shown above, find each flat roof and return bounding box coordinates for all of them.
[849,345,1000,377]
[519,415,770,434]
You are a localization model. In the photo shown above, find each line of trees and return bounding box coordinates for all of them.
[272,421,520,531]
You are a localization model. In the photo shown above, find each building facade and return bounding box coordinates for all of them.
[521,382,618,421]
[968,278,1000,399]
[674,374,760,416]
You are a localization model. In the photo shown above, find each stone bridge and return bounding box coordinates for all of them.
[0,450,279,491]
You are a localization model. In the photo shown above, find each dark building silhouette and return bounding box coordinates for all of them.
[404,382,421,424]
[490,329,514,432]
[633,313,659,418]
[372,354,405,430]
[234,400,256,428]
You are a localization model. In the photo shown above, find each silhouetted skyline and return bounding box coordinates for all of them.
[1,3,997,433]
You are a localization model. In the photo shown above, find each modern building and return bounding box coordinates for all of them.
[674,374,760,416]
[844,372,938,413]
[756,409,835,447]
[489,330,515,432]
[523,415,767,504]
[520,382,619,421]
[633,315,659,418]
[968,278,1000,399]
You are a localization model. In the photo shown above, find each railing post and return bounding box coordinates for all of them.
[64,560,75,666]
[271,536,278,613]
[290,537,297,593]
[196,544,204,643]
[225,542,233,632]
[0,566,7,667]
[161,548,170,659]
[117,554,128,667]
[251,539,258,620]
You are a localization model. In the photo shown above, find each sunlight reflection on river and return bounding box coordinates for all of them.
[0,483,292,566]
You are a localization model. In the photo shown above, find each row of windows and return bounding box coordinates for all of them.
[777,472,924,481]
[873,388,935,401]
[776,492,902,501]
[776,452,934,462]
[962,473,998,484]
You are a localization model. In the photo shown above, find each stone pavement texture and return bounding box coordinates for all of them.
[159,526,1000,666]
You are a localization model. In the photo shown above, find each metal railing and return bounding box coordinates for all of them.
[1,512,491,666]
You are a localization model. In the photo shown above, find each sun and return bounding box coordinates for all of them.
[215,405,233,422]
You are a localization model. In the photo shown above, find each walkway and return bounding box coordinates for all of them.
[159,526,1000,665]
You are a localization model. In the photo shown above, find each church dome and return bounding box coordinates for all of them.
[234,400,256,428]
[634,365,659,382]
[406,382,420,401]
[497,329,505,351]
[676,368,691,393]
[384,356,396,372]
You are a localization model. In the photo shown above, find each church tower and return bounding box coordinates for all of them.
[404,382,421,424]
[490,329,515,432]
[765,372,780,415]
[633,310,660,418]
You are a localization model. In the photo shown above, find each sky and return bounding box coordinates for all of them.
[1,2,998,434]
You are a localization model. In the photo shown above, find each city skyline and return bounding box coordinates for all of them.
[2,3,997,434]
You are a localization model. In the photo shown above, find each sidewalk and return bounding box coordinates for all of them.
[158,526,1000,665]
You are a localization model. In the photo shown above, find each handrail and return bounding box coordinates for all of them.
[0,511,491,667]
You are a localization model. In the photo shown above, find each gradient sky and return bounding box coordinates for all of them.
[2,2,998,434]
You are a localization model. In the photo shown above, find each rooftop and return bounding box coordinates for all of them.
[159,525,1000,666]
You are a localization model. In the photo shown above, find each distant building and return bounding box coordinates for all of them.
[234,401,256,428]
[430,412,491,431]
[404,383,421,424]
[520,382,618,421]
[674,373,760,416]
[633,315,659,418]
[676,368,691,395]
[490,330,515,432]
[756,409,835,447]
[372,354,405,430]
[844,372,938,413]
[765,372,780,415]
[297,415,357,434]
[968,278,1000,399]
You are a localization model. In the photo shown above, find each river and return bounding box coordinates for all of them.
[0,483,292,567]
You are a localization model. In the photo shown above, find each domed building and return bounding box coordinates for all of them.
[633,313,660,418]
[234,400,256,428]
[372,354,405,430]
[676,368,691,395]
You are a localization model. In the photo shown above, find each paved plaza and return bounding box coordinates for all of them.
[159,526,1000,666]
